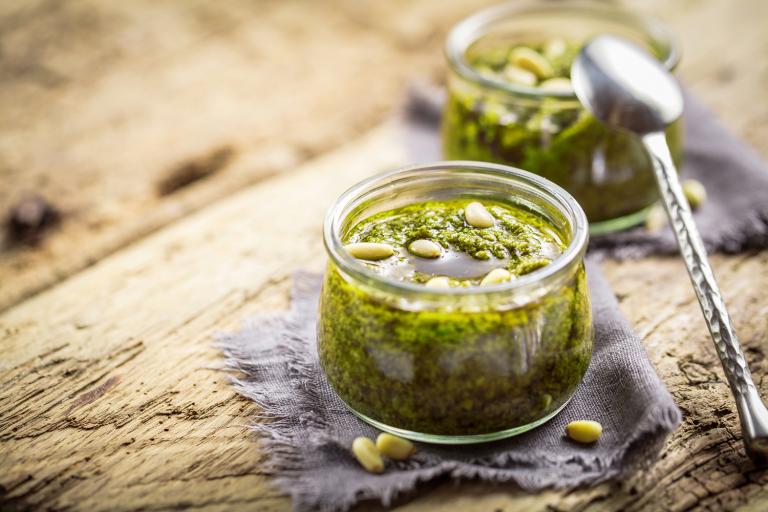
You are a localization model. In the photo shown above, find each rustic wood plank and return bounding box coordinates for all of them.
[2,0,768,510]
[0,123,405,510]
[0,0,497,312]
[2,119,768,511]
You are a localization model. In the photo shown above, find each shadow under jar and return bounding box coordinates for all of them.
[442,1,683,234]
[318,161,593,444]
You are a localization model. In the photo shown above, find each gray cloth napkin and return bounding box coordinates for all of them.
[218,261,681,512]
[403,83,768,258]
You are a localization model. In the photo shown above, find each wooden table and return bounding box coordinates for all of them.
[2,1,767,510]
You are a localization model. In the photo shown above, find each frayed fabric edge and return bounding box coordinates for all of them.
[449,399,681,490]
[589,201,768,260]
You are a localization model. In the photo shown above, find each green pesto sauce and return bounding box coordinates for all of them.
[344,199,563,285]
[318,199,593,436]
[442,41,683,224]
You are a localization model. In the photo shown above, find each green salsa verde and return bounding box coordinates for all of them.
[318,198,593,438]
[442,40,683,227]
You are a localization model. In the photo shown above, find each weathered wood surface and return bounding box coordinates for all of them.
[2,0,768,511]
[0,0,487,312]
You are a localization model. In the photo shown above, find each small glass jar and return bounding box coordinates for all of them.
[442,1,682,234]
[318,161,593,444]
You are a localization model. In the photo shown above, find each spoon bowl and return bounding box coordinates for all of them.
[570,35,683,134]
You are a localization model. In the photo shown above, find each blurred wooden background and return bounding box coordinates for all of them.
[1,1,767,511]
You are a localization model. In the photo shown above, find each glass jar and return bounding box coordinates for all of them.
[318,161,593,444]
[442,1,682,234]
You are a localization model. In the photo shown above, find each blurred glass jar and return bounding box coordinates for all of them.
[442,1,682,233]
[318,161,593,443]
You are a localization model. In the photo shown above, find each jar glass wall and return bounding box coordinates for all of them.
[442,1,682,233]
[318,161,593,444]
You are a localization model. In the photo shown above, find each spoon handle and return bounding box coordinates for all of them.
[643,132,768,463]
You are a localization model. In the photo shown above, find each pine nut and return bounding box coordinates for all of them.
[480,268,512,286]
[682,179,707,210]
[344,242,395,261]
[375,433,416,460]
[352,437,384,473]
[409,239,442,259]
[566,420,602,443]
[425,276,451,289]
[510,47,553,78]
[644,204,667,232]
[504,65,537,86]
[465,202,494,228]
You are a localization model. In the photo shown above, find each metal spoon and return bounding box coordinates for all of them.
[571,35,768,464]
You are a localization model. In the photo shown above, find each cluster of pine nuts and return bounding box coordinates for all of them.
[482,41,575,92]
[352,423,603,473]
[351,433,417,474]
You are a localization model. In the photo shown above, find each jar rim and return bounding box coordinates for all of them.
[444,0,681,100]
[323,161,589,300]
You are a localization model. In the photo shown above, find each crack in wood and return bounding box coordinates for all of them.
[65,374,121,414]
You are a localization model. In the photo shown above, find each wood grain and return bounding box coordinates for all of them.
[2,0,768,511]
[0,0,494,312]
[0,123,408,511]
[2,123,768,511]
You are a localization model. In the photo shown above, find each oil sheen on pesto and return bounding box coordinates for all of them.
[442,40,683,224]
[344,199,562,284]
[318,199,593,436]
